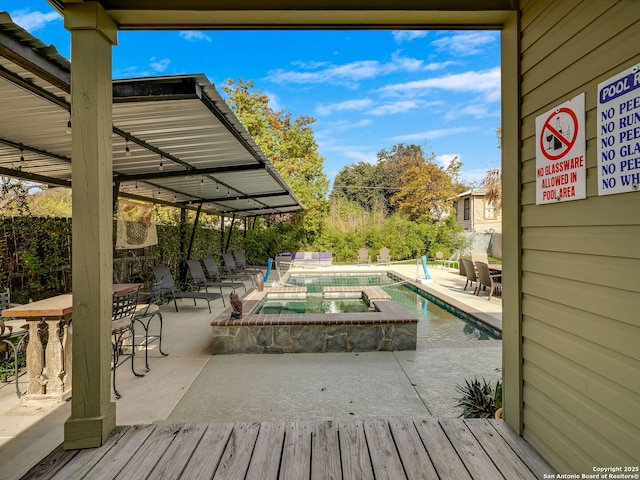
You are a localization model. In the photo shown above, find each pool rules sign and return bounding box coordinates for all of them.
[535,93,586,204]
[598,63,640,195]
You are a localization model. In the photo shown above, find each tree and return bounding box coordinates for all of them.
[330,162,387,213]
[481,169,502,213]
[222,78,329,243]
[480,125,502,213]
[0,176,38,216]
[375,144,462,221]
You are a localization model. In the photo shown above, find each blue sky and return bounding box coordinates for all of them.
[6,2,502,187]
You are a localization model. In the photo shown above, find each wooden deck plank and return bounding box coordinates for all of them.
[489,420,557,477]
[212,422,260,480]
[246,422,286,480]
[463,420,538,480]
[147,424,209,480]
[388,419,439,480]
[439,419,504,479]
[113,424,180,480]
[414,419,472,479]
[48,426,131,480]
[311,420,341,480]
[279,421,311,480]
[20,443,80,480]
[337,419,374,480]
[19,419,553,480]
[363,419,407,480]
[180,423,234,480]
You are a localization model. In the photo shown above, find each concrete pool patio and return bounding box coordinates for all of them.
[0,262,503,479]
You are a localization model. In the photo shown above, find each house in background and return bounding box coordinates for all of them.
[453,188,501,233]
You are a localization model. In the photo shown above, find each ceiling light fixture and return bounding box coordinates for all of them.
[66,113,72,134]
[125,139,131,157]
[215,182,219,192]
[227,187,230,197]
[19,148,24,162]
[159,155,164,171]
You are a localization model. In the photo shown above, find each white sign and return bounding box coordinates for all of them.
[535,93,586,204]
[597,63,640,195]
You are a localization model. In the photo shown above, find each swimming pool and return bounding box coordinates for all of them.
[255,296,372,314]
[285,273,501,341]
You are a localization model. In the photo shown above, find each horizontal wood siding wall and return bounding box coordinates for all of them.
[520,0,640,473]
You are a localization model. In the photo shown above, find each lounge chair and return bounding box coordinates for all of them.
[133,280,168,372]
[222,253,262,278]
[233,250,264,274]
[151,265,223,313]
[376,247,391,265]
[186,259,245,294]
[357,248,371,265]
[203,256,255,286]
[460,258,478,293]
[475,261,502,300]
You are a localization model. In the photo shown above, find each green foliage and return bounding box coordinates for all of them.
[0,217,71,302]
[222,78,329,245]
[312,197,469,263]
[455,377,503,419]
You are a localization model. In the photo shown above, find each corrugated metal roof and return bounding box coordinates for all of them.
[0,12,304,217]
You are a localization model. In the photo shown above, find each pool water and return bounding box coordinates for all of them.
[256,297,372,314]
[286,274,500,341]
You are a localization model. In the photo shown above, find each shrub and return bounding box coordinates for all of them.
[455,376,503,419]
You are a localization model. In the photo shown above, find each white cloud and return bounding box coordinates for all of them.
[316,99,374,116]
[392,31,428,43]
[378,67,501,102]
[424,61,457,71]
[149,57,171,73]
[367,100,421,116]
[263,91,282,111]
[10,10,60,32]
[432,31,498,56]
[266,53,427,87]
[436,154,460,169]
[179,31,212,42]
[393,126,474,142]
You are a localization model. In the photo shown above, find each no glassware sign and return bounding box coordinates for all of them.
[535,93,586,205]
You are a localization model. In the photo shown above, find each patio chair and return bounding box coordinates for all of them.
[202,257,252,285]
[133,280,168,372]
[0,288,29,398]
[233,250,264,274]
[357,248,371,265]
[376,247,391,265]
[222,253,262,279]
[444,251,460,269]
[111,286,144,399]
[471,251,489,265]
[460,258,478,293]
[151,265,223,314]
[475,261,502,300]
[185,259,245,295]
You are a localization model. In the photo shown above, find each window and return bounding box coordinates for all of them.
[484,199,496,219]
[463,198,470,220]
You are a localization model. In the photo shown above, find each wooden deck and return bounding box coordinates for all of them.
[22,418,555,479]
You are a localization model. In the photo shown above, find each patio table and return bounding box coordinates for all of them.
[1,284,140,403]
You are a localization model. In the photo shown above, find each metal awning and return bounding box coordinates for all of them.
[0,12,304,217]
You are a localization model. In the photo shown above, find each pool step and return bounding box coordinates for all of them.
[323,286,391,301]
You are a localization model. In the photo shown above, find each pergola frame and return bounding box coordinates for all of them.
[35,0,520,449]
